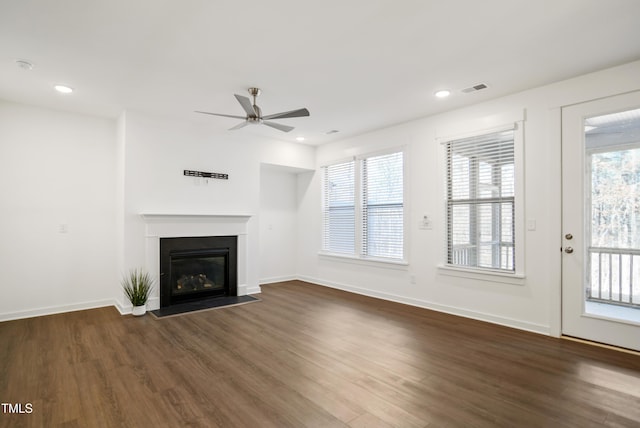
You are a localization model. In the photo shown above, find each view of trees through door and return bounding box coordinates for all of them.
[586,109,640,313]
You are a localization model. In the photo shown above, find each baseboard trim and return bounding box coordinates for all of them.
[297,275,550,336]
[241,283,262,295]
[0,299,117,322]
[115,296,159,315]
[259,275,297,285]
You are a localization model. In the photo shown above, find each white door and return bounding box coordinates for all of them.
[562,91,640,351]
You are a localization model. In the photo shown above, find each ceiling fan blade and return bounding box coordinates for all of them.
[195,111,246,119]
[262,108,310,120]
[229,121,250,130]
[234,94,257,117]
[263,121,294,132]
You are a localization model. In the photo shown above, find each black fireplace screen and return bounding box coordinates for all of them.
[171,251,226,296]
[160,236,237,307]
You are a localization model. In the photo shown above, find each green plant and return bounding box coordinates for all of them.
[121,269,154,306]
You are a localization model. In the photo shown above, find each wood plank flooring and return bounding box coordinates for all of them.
[1,280,640,427]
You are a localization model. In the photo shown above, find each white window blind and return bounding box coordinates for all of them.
[322,160,355,254]
[446,129,515,272]
[322,150,404,262]
[362,151,404,259]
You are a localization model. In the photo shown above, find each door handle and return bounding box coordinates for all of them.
[564,247,574,254]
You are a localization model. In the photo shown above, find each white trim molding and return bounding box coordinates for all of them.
[0,299,117,322]
[295,275,549,335]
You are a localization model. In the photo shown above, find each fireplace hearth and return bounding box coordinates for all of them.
[160,236,237,307]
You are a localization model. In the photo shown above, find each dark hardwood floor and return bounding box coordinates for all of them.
[1,280,639,427]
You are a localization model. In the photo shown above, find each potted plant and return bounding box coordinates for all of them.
[121,268,154,316]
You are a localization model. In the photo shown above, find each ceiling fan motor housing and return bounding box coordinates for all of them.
[251,104,262,121]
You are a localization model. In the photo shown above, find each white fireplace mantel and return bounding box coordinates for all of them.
[140,213,253,222]
[140,213,253,238]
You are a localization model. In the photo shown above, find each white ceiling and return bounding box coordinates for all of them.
[1,0,640,145]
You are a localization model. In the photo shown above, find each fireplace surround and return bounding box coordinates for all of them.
[138,213,256,313]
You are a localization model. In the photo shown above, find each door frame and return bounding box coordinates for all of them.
[559,90,640,350]
[551,107,563,338]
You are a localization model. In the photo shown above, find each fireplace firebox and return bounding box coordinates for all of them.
[159,236,237,307]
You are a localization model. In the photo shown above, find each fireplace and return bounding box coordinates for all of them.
[159,236,237,307]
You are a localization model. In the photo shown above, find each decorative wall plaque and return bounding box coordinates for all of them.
[184,170,228,180]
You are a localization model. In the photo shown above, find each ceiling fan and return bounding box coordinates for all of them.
[195,87,310,132]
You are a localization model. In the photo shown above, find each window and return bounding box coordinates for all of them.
[322,150,405,262]
[445,128,516,272]
[362,152,404,259]
[322,161,355,255]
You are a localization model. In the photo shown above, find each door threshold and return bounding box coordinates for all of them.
[561,335,640,356]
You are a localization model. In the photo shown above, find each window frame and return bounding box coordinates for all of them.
[320,147,408,266]
[438,123,525,283]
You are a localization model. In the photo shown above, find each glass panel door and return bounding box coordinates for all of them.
[562,91,640,351]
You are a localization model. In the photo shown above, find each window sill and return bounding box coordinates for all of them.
[437,265,525,285]
[318,251,409,270]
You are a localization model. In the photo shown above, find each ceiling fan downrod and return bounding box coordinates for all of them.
[247,88,262,123]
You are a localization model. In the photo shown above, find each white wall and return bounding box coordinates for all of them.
[0,101,117,320]
[297,60,640,336]
[259,165,302,283]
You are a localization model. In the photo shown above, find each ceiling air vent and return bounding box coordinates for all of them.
[461,83,488,94]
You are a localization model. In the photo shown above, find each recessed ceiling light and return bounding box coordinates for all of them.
[296,136,305,142]
[54,84,74,94]
[434,89,451,98]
